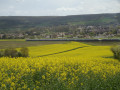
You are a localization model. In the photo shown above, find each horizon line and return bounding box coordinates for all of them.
[0,12,119,17]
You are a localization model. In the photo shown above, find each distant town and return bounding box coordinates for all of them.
[0,24,120,39]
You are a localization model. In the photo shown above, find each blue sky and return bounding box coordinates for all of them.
[0,0,120,16]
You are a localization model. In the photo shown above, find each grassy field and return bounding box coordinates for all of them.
[0,39,120,49]
[1,41,120,89]
[0,40,68,49]
[0,39,26,41]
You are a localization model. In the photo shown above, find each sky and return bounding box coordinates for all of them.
[0,0,120,16]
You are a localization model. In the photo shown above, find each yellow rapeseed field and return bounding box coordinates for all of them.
[0,42,120,89]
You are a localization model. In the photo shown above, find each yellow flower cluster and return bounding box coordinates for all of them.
[0,42,120,89]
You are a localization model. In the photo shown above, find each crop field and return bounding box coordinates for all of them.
[0,40,68,49]
[82,41,120,46]
[1,41,120,89]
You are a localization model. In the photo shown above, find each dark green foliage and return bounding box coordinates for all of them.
[17,52,22,57]
[111,45,120,60]
[0,47,29,58]
[0,50,4,57]
[20,47,29,57]
[4,48,18,57]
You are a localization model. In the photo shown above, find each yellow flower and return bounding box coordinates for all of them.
[28,88,30,90]
[42,75,45,79]
[11,82,15,87]
[1,84,6,87]
[10,87,13,90]
[81,83,83,86]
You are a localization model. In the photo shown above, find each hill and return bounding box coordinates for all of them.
[0,13,120,32]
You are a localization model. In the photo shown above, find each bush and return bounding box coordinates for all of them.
[0,47,29,58]
[0,50,4,57]
[17,52,22,57]
[20,47,29,57]
[4,48,18,57]
[111,45,120,60]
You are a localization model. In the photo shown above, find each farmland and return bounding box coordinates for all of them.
[0,40,68,49]
[0,41,120,89]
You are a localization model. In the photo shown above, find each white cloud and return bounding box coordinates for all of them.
[55,0,120,15]
[16,0,25,2]
[56,7,78,12]
[0,0,120,16]
[14,10,28,15]
[9,6,14,9]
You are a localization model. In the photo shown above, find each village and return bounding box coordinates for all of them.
[0,24,120,39]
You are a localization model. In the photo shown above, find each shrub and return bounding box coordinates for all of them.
[4,48,18,57]
[20,47,29,57]
[0,50,4,57]
[0,47,29,58]
[17,52,22,57]
[111,45,120,60]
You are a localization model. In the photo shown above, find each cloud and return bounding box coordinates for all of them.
[16,0,25,2]
[117,0,120,2]
[55,0,120,15]
[56,7,78,12]
[0,0,120,16]
[9,6,14,9]
[14,10,29,15]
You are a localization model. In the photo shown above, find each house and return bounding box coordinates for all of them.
[0,34,4,39]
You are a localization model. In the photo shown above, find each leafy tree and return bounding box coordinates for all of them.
[4,48,18,57]
[111,45,120,60]
[20,47,29,57]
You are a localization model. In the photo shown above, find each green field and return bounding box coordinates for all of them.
[0,39,120,49]
[1,40,120,89]
[0,40,68,49]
